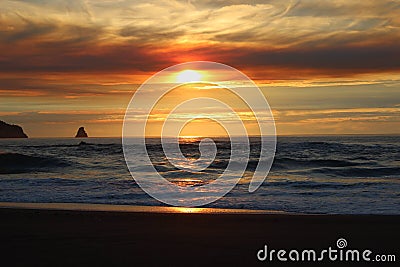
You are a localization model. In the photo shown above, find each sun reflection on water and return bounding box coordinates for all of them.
[178,136,202,143]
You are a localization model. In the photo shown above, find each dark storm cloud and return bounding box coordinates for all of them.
[228,44,400,75]
[0,40,399,77]
[0,42,172,73]
[0,0,399,76]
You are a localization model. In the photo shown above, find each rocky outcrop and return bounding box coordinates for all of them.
[0,120,28,138]
[75,127,88,138]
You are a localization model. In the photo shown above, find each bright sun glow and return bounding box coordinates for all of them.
[176,70,202,83]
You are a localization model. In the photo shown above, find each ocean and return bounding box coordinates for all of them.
[0,136,399,214]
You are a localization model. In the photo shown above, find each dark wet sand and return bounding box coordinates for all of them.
[0,206,398,267]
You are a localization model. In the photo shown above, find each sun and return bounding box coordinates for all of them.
[176,70,202,83]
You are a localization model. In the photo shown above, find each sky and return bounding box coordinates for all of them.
[0,0,399,137]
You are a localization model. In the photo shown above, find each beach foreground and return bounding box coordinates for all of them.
[0,203,398,266]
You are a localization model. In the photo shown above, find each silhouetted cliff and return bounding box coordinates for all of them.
[75,127,88,138]
[0,120,28,138]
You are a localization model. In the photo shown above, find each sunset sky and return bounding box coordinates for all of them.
[1,0,399,137]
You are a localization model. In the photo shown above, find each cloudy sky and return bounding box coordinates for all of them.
[1,0,399,137]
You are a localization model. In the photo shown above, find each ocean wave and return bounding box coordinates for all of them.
[271,158,366,169]
[308,166,400,177]
[148,156,384,176]
[76,141,122,154]
[0,152,70,174]
[13,141,123,155]
[262,180,384,189]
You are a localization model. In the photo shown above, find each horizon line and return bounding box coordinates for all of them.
[4,133,400,139]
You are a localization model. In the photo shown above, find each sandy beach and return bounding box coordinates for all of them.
[0,203,398,266]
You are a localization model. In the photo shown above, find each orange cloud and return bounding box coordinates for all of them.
[1,0,400,136]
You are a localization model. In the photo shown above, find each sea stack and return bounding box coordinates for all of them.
[75,127,88,138]
[0,120,28,138]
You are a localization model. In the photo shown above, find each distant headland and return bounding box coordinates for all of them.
[0,120,28,138]
[75,127,88,138]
